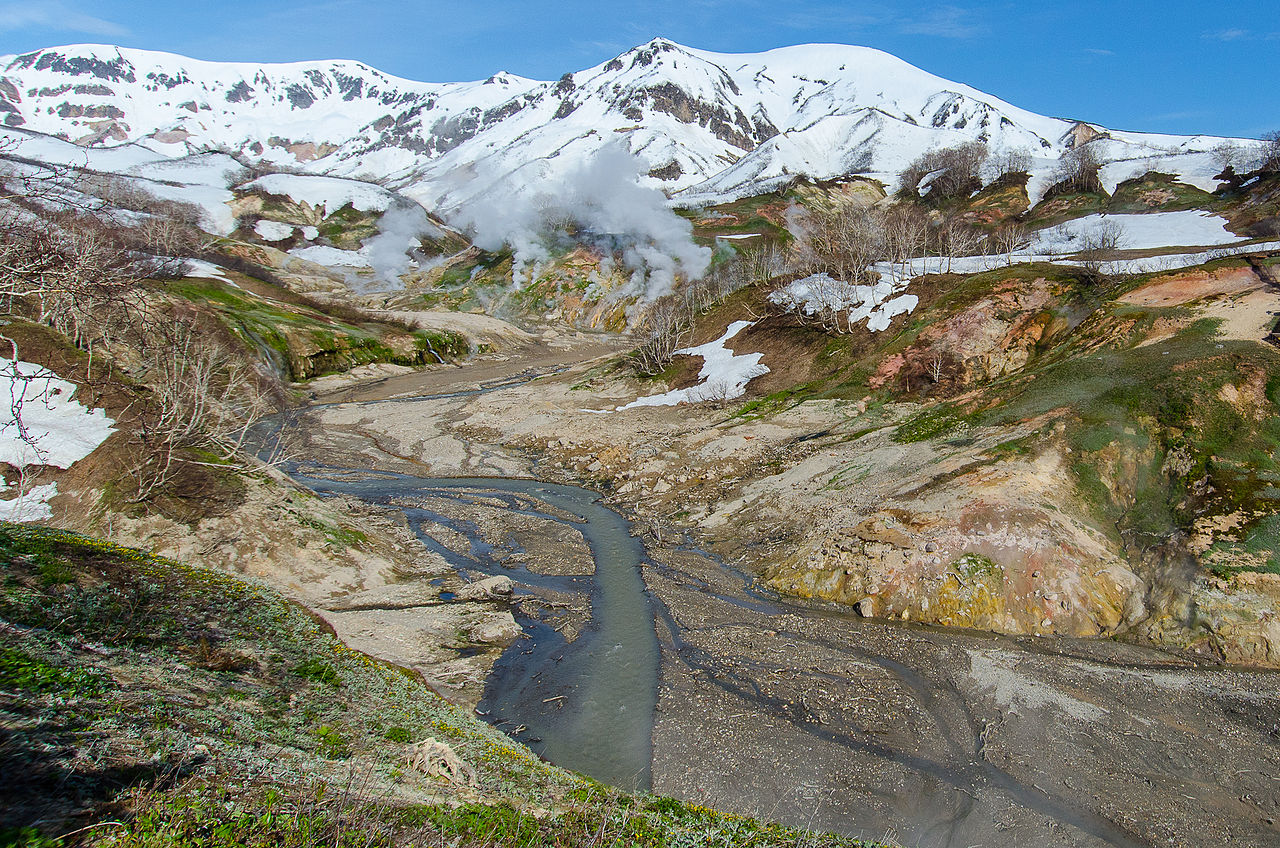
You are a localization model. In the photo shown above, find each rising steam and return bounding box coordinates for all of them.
[358,200,451,288]
[450,143,710,303]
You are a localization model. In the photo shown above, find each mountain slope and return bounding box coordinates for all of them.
[1,39,1261,212]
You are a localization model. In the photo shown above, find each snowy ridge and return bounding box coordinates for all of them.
[0,40,1264,213]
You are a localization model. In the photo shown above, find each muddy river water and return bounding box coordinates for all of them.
[282,364,1280,848]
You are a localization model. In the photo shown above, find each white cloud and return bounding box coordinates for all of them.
[0,3,129,37]
[1203,28,1249,41]
[898,5,986,38]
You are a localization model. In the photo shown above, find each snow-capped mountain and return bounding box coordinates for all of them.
[0,39,1257,211]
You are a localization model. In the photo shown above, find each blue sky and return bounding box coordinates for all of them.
[1,0,1276,138]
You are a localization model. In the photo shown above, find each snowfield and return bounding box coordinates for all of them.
[0,41,1266,216]
[254,219,299,241]
[612,321,770,410]
[0,360,117,469]
[1035,211,1242,253]
[288,245,374,268]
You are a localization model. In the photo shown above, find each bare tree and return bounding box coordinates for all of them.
[883,204,930,276]
[797,204,888,284]
[1051,143,1105,195]
[1261,131,1280,172]
[992,221,1030,265]
[129,310,277,501]
[1210,141,1245,173]
[0,152,283,505]
[1076,219,1126,278]
[933,215,982,273]
[985,149,1033,184]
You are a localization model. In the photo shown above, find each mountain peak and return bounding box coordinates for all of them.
[0,40,1253,211]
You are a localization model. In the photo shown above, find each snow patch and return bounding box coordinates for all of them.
[611,320,769,411]
[0,482,58,522]
[288,245,373,268]
[0,359,117,469]
[245,174,394,214]
[184,259,235,285]
[770,272,919,333]
[1035,211,1240,254]
[254,219,298,241]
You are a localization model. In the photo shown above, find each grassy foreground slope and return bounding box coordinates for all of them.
[0,524,886,848]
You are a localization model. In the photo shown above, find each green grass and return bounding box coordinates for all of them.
[951,553,1004,586]
[1205,513,1280,577]
[0,646,108,697]
[291,659,341,686]
[1108,172,1215,213]
[893,405,974,443]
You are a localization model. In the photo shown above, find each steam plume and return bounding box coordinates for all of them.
[450,143,710,303]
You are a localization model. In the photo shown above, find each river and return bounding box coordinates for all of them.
[278,354,1280,848]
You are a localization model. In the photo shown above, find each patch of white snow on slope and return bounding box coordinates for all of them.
[184,259,235,285]
[0,483,58,521]
[288,245,373,268]
[1035,211,1241,253]
[769,272,919,332]
[0,359,117,469]
[0,359,117,523]
[254,219,298,241]
[614,320,769,411]
[244,174,394,215]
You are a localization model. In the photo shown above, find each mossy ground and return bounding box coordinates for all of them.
[0,525,886,848]
[165,277,466,380]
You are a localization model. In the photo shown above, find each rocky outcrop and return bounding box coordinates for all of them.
[765,448,1147,637]
[872,276,1064,392]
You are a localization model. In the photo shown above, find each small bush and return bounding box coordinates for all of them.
[313,725,351,759]
[292,658,341,686]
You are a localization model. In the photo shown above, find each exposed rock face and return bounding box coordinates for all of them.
[872,277,1063,391]
[765,448,1146,637]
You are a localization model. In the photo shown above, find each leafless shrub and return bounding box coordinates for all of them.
[0,207,148,352]
[985,149,1033,183]
[882,204,930,275]
[0,157,284,504]
[629,297,689,377]
[1076,219,1126,279]
[1211,141,1245,173]
[899,142,989,201]
[931,215,982,272]
[793,204,887,284]
[75,173,204,227]
[128,309,279,501]
[1261,131,1280,172]
[992,221,1031,265]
